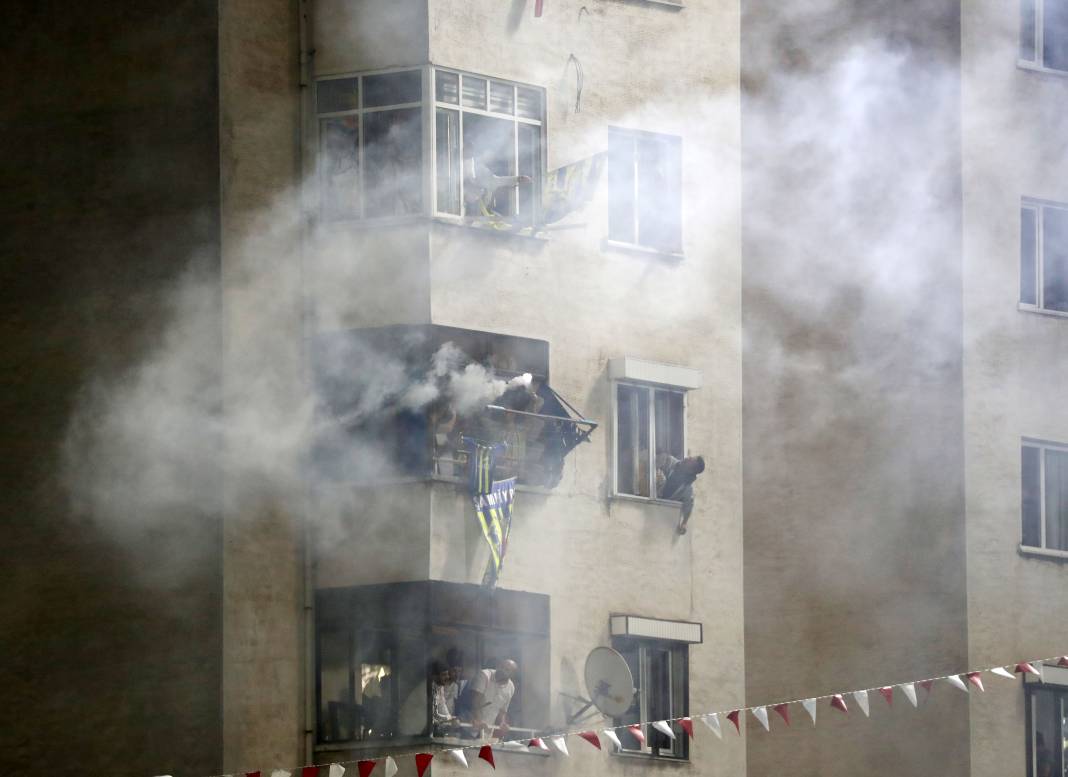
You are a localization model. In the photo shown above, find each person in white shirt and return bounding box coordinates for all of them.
[468,659,517,739]
[430,662,458,735]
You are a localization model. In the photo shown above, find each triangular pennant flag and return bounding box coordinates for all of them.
[1058,657,1068,667]
[528,738,549,752]
[652,720,676,739]
[271,771,291,777]
[773,703,791,726]
[679,718,694,738]
[415,754,434,777]
[383,758,397,777]
[991,666,1015,680]
[853,690,870,717]
[801,698,817,725]
[701,713,723,739]
[946,675,969,693]
[303,768,318,777]
[329,765,345,777]
[358,760,376,777]
[602,729,622,749]
[919,680,934,693]
[446,749,468,768]
[726,710,741,733]
[247,772,261,777]
[966,672,984,692]
[478,745,495,768]
[626,725,646,746]
[752,706,770,731]
[550,736,569,756]
[578,731,601,749]
[900,682,918,707]
[1015,662,1041,676]
[878,686,893,706]
[830,694,848,714]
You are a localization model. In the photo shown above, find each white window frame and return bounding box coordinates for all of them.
[313,65,544,226]
[606,127,683,256]
[610,636,690,761]
[1020,0,1068,74]
[610,381,688,501]
[1021,199,1068,317]
[1020,437,1068,557]
[430,67,545,226]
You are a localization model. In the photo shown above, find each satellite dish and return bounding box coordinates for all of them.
[564,647,635,723]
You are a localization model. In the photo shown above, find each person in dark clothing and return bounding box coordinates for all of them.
[657,454,706,535]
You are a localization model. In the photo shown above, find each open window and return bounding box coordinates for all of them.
[1021,0,1068,72]
[608,128,682,254]
[315,67,544,228]
[609,615,701,760]
[1024,664,1068,776]
[316,581,549,746]
[312,325,596,488]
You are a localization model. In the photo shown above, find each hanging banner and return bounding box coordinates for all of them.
[473,476,517,587]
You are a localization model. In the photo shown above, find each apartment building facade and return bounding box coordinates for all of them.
[3,2,1067,777]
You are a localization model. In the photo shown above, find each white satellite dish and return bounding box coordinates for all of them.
[565,647,636,723]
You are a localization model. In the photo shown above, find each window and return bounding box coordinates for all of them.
[1026,679,1068,776]
[317,70,424,221]
[1021,0,1068,72]
[615,384,685,498]
[608,128,682,253]
[316,582,549,745]
[608,616,700,760]
[315,67,544,227]
[1022,200,1068,314]
[1022,440,1068,552]
[433,69,543,227]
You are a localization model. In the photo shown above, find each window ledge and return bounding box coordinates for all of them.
[609,0,684,8]
[433,216,550,242]
[602,239,684,262]
[1017,60,1068,78]
[1019,544,1068,562]
[610,492,683,509]
[1018,303,1068,320]
[431,473,556,496]
[611,750,689,764]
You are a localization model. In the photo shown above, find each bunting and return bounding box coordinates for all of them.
[159,654,1067,777]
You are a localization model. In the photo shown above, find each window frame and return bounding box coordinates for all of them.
[611,379,689,501]
[606,127,683,256]
[314,66,545,226]
[1021,199,1068,317]
[1021,437,1068,556]
[1020,0,1068,75]
[1025,680,1068,777]
[610,635,690,760]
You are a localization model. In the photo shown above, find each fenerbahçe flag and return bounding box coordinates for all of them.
[473,476,517,587]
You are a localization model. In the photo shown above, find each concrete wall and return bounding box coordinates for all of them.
[0,2,224,776]
[741,2,970,776]
[961,3,1068,776]
[218,0,305,772]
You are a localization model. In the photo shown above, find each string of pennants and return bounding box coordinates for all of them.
[180,656,1067,777]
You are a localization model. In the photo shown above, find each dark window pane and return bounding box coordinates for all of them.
[617,384,650,496]
[436,108,461,214]
[462,113,516,218]
[320,117,360,220]
[1045,449,1068,551]
[363,108,423,217]
[462,75,487,109]
[1023,446,1042,547]
[489,81,515,114]
[318,77,359,113]
[1043,206,1068,311]
[318,625,353,743]
[517,123,540,226]
[1022,207,1039,305]
[1044,0,1068,70]
[363,70,422,107]
[608,130,636,244]
[436,70,459,104]
[517,87,542,120]
[637,134,682,252]
[1022,0,1038,61]
[654,390,685,461]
